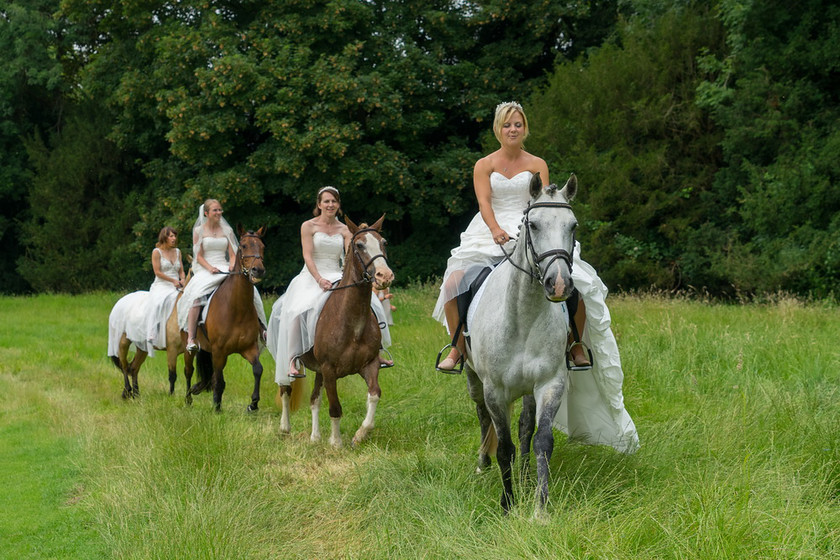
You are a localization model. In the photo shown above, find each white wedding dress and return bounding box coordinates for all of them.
[107,249,181,359]
[176,236,267,331]
[267,232,391,386]
[146,248,181,350]
[433,171,639,454]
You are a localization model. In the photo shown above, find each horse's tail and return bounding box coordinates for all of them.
[195,349,213,392]
[109,355,121,370]
[272,379,307,412]
[480,423,499,456]
[289,378,306,413]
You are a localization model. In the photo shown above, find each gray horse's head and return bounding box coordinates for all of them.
[525,172,578,302]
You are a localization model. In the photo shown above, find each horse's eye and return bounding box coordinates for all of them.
[529,222,538,231]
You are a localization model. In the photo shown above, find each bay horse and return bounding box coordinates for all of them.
[277,216,394,447]
[182,226,266,412]
[108,264,193,398]
[465,172,578,517]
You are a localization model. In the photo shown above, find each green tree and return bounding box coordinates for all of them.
[0,0,72,292]
[697,0,840,297]
[528,2,725,291]
[54,0,622,291]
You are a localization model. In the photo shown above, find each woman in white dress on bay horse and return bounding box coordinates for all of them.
[432,101,638,453]
[177,198,267,352]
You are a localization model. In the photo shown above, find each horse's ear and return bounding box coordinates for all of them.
[559,173,578,201]
[529,171,543,198]
[237,223,245,237]
[256,225,266,238]
[345,216,358,233]
[371,214,386,231]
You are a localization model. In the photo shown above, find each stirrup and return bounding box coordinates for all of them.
[435,344,465,374]
[379,347,395,369]
[288,358,306,379]
[566,341,593,371]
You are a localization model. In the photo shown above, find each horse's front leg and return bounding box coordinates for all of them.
[532,379,566,518]
[484,388,515,513]
[310,372,324,443]
[466,365,494,472]
[244,347,262,413]
[519,394,537,479]
[352,361,381,446]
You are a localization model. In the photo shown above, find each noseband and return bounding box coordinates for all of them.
[501,202,575,282]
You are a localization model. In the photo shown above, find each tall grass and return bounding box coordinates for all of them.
[0,288,838,559]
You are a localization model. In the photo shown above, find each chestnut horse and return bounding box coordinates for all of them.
[278,216,394,447]
[182,226,266,412]
[108,264,193,398]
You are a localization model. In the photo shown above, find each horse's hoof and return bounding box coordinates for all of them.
[185,394,193,406]
[246,403,258,413]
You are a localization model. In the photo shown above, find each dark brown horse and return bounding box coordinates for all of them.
[278,216,394,446]
[183,226,266,412]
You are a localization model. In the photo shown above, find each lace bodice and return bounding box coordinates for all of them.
[311,232,344,276]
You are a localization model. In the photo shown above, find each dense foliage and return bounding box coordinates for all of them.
[1,0,839,297]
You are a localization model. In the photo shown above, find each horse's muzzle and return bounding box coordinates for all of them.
[543,265,573,303]
[249,267,265,284]
[373,267,394,291]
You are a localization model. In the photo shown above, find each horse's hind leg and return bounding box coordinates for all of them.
[166,346,178,395]
[310,372,324,443]
[323,374,344,448]
[353,362,381,446]
[519,395,537,478]
[183,349,195,405]
[211,355,229,412]
[466,366,493,471]
[128,351,147,398]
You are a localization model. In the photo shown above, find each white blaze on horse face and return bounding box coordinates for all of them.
[529,206,575,302]
[358,231,394,289]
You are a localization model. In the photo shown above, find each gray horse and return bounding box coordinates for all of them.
[465,172,578,517]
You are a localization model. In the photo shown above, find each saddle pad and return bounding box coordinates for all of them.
[467,265,569,334]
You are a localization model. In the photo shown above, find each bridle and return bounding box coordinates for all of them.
[326,227,389,292]
[500,201,575,282]
[234,232,265,281]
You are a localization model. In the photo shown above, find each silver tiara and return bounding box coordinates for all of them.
[495,101,523,114]
[318,186,339,196]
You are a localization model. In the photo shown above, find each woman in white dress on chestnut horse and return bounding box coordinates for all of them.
[266,186,392,387]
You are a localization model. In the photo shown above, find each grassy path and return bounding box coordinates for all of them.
[0,289,838,559]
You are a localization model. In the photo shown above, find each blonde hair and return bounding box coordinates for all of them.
[203,198,221,215]
[492,101,529,144]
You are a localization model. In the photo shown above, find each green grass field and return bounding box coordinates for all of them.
[1,287,838,559]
